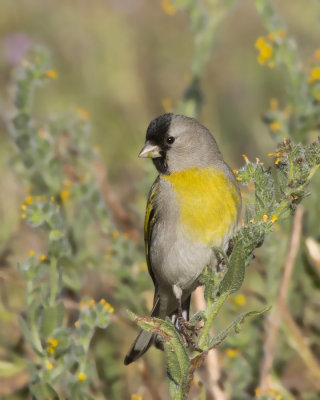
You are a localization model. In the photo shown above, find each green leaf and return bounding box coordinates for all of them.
[218,240,246,295]
[18,316,43,355]
[12,112,30,129]
[207,306,271,350]
[49,229,64,241]
[40,302,65,337]
[30,382,60,400]
[133,313,189,386]
[52,327,71,350]
[189,311,206,325]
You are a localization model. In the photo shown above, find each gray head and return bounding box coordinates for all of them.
[139,113,224,174]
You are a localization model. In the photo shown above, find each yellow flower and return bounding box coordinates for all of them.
[233,294,247,306]
[308,66,320,84]
[21,213,26,220]
[255,387,261,396]
[78,372,86,382]
[269,98,278,110]
[28,250,35,257]
[262,215,268,222]
[50,196,55,203]
[267,152,281,157]
[225,348,240,358]
[89,299,95,308]
[99,298,106,305]
[271,215,278,223]
[242,154,249,163]
[131,395,143,400]
[77,107,91,120]
[236,177,242,181]
[47,337,58,348]
[44,69,58,79]
[38,129,46,139]
[60,189,70,203]
[161,98,173,112]
[39,255,48,262]
[112,230,119,239]
[46,362,53,370]
[104,250,112,261]
[232,169,238,174]
[255,37,273,65]
[161,0,176,16]
[249,219,255,223]
[104,302,114,313]
[47,346,55,354]
[269,121,282,131]
[267,32,275,42]
[63,179,71,187]
[314,92,320,101]
[21,204,27,211]
[25,196,33,205]
[74,320,79,328]
[275,158,280,165]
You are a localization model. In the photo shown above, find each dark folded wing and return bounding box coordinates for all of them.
[144,176,160,288]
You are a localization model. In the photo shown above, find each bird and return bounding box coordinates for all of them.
[124,113,241,365]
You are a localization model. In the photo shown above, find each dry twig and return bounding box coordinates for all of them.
[259,205,304,390]
[193,286,227,400]
[281,303,320,389]
[137,359,163,400]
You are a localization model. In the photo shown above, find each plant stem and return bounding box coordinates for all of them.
[197,292,228,350]
[49,257,58,306]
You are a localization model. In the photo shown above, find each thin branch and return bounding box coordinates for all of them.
[280,303,320,389]
[193,286,227,400]
[137,359,163,400]
[259,205,304,390]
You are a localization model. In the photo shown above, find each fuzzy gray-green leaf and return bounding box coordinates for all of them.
[207,306,271,350]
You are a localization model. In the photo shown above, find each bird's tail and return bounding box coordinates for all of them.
[124,295,161,365]
[124,329,156,365]
[124,294,192,365]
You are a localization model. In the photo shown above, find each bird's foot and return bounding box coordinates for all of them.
[177,316,202,351]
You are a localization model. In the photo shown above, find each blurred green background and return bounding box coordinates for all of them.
[1,0,319,180]
[1,1,320,399]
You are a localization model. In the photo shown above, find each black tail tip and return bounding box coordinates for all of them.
[124,355,133,365]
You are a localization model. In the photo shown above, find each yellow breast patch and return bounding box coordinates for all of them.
[163,167,240,244]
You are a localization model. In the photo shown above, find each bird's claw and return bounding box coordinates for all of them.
[177,316,202,351]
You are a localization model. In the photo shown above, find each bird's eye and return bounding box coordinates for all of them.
[167,136,175,144]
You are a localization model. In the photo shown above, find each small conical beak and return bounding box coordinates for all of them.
[138,141,162,158]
